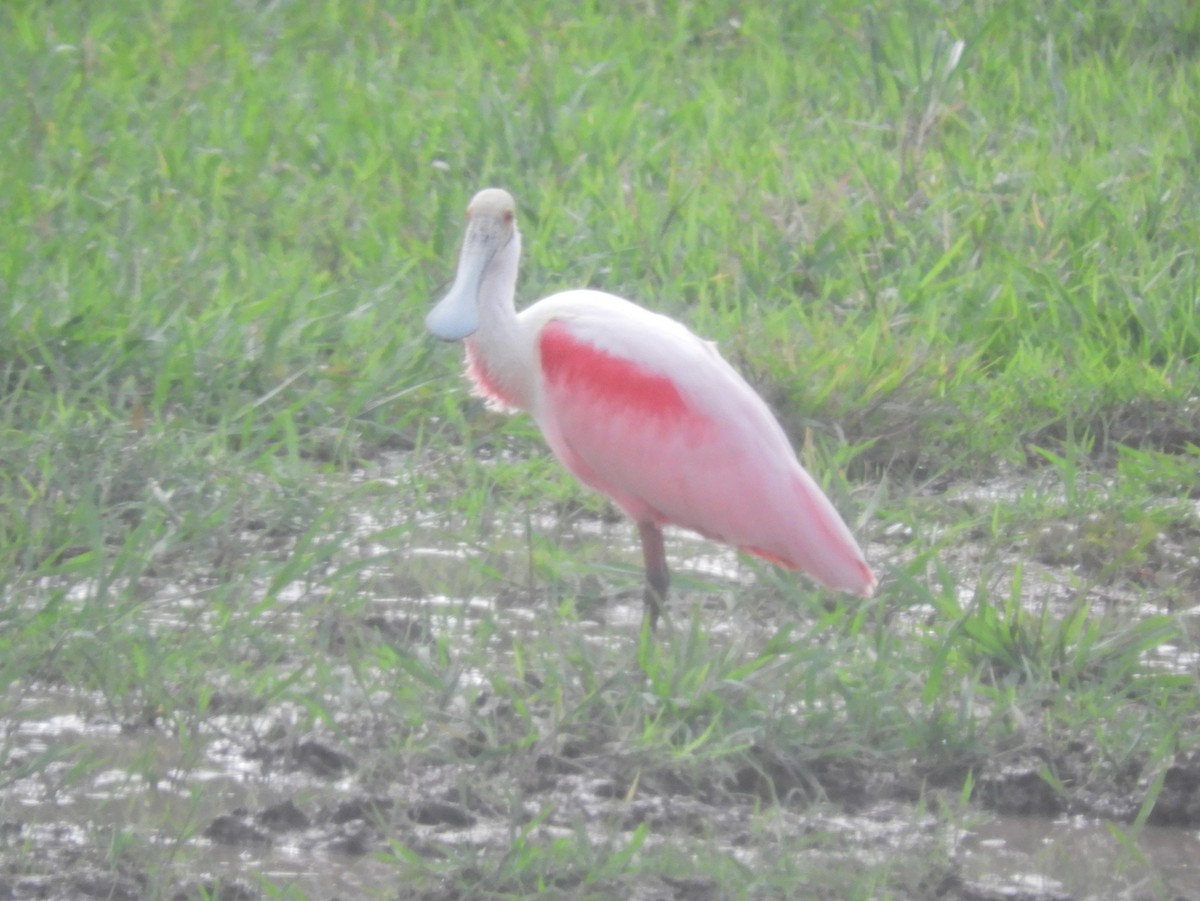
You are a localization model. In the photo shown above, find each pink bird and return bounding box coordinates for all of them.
[427,188,876,630]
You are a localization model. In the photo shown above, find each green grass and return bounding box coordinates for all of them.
[2,0,1200,898]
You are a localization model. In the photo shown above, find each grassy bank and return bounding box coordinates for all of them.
[2,0,1198,897]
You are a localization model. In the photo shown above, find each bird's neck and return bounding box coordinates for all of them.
[464,233,535,411]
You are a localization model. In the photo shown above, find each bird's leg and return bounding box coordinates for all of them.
[638,521,670,632]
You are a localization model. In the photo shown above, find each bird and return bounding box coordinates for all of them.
[426,188,876,631]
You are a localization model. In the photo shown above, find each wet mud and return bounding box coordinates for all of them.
[3,472,1199,899]
[4,610,1199,900]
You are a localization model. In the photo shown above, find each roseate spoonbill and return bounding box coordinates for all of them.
[426,188,876,630]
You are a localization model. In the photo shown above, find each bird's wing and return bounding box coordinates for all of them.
[526,291,873,596]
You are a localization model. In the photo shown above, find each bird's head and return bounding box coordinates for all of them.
[425,188,519,341]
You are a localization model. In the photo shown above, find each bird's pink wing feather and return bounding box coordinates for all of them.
[534,312,875,597]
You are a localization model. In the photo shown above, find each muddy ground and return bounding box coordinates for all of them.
[3,471,1200,900]
[4,597,1199,901]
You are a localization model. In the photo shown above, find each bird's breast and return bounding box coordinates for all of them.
[464,338,524,412]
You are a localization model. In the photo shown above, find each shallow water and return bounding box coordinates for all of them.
[960,814,1200,899]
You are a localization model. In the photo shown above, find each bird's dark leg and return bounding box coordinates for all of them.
[638,521,669,632]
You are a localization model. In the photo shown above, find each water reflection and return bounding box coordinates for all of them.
[958,813,1199,899]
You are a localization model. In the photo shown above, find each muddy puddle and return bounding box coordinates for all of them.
[958,815,1199,899]
[3,469,1199,899]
